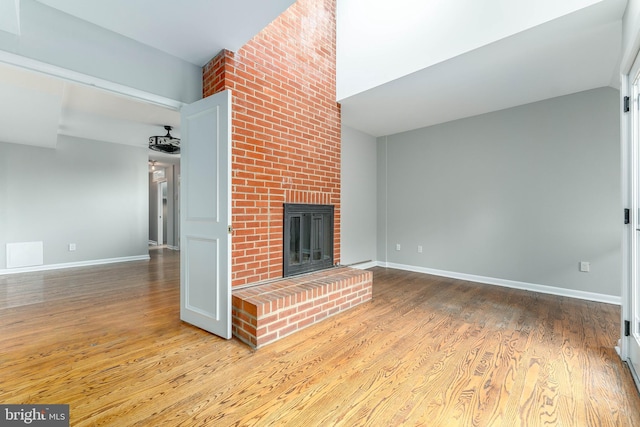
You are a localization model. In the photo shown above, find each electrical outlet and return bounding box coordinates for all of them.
[69,243,76,252]
[396,244,401,251]
[417,245,423,253]
[579,261,590,272]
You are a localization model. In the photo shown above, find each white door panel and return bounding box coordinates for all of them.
[180,90,232,339]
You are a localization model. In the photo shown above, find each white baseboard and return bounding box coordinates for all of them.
[376,261,621,305]
[345,260,378,270]
[0,255,150,276]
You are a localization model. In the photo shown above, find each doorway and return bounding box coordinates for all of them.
[149,162,180,250]
[158,180,168,246]
[624,51,640,390]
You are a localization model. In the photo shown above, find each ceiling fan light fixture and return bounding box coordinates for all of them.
[149,125,180,154]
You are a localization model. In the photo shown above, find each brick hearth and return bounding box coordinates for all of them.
[232,267,373,348]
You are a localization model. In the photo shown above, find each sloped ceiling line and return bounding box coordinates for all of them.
[0,0,630,146]
[339,0,627,136]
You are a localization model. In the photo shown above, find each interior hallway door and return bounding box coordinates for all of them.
[628,57,640,386]
[179,90,232,339]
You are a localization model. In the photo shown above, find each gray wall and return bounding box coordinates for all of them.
[0,136,149,270]
[377,87,621,297]
[341,126,377,266]
[0,0,201,104]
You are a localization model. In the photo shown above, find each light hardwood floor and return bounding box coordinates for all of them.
[1,249,639,426]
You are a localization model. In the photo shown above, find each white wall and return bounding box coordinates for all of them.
[377,87,621,298]
[0,136,149,271]
[337,0,603,99]
[341,126,377,266]
[622,0,640,70]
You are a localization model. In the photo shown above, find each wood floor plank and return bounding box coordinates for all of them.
[1,250,639,426]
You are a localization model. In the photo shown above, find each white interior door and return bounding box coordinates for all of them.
[180,90,232,339]
[628,59,640,385]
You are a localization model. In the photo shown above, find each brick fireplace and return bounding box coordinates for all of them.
[201,0,372,348]
[203,0,341,288]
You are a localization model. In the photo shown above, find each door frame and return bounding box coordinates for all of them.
[157,180,167,246]
[621,45,640,390]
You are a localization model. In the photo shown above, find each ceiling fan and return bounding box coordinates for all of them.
[149,125,180,154]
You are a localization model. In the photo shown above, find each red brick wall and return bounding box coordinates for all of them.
[202,0,341,286]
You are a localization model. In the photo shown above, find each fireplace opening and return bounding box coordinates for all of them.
[283,203,334,277]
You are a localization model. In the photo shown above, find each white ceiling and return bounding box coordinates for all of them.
[336,0,611,99]
[0,0,630,158]
[338,0,627,136]
[35,0,296,67]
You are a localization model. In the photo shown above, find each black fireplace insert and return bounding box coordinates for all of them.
[283,203,334,277]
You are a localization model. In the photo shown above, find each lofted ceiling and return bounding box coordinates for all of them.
[35,0,296,67]
[338,0,627,136]
[0,0,630,159]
